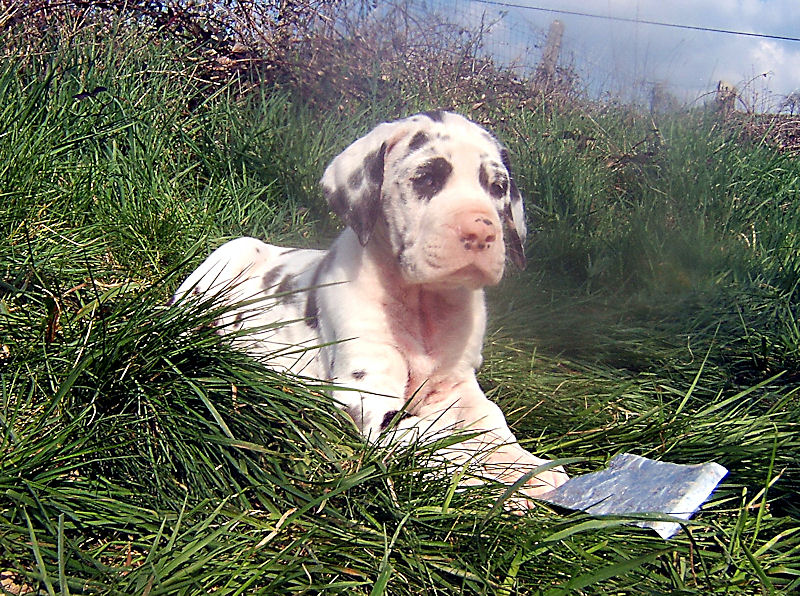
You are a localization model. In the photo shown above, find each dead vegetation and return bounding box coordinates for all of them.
[1,0,578,114]
[740,113,800,153]
[2,1,796,148]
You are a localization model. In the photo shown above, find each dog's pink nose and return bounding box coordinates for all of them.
[457,212,497,251]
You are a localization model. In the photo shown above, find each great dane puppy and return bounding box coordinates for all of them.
[173,111,568,507]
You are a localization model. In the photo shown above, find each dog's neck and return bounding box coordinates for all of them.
[337,227,485,376]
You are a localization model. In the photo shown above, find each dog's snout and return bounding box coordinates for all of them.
[457,212,498,251]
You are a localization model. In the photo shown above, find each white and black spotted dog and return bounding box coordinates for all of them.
[173,111,568,508]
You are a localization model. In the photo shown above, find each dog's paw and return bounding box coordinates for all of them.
[500,465,570,515]
[522,465,569,496]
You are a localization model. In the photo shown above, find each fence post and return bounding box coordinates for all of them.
[715,80,737,115]
[535,19,564,91]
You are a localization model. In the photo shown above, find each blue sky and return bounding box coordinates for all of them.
[443,0,800,109]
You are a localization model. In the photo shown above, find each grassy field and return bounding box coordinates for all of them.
[2,23,799,594]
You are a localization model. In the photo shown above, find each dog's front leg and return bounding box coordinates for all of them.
[430,376,569,501]
[323,341,420,442]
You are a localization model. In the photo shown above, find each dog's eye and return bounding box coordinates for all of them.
[412,157,452,200]
[414,172,436,189]
[489,179,508,198]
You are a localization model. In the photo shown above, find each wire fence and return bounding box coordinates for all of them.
[394,0,691,103]
[378,0,630,99]
[409,0,550,77]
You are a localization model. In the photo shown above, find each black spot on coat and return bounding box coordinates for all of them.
[276,275,295,301]
[262,265,284,290]
[363,146,385,189]
[380,409,412,430]
[421,110,445,122]
[304,252,335,328]
[348,168,364,189]
[408,131,429,152]
[325,186,348,219]
[325,143,387,246]
[304,292,319,329]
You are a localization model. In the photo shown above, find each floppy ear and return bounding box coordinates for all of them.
[500,149,528,270]
[321,121,406,246]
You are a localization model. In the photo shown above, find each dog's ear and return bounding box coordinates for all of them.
[321,121,408,246]
[500,149,527,270]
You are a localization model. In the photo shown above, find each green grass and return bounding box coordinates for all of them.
[2,22,800,594]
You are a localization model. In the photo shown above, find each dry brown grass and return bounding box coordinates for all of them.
[1,0,579,116]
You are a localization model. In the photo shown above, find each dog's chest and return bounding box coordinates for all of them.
[382,286,478,396]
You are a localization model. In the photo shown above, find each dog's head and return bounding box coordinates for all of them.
[321,111,527,289]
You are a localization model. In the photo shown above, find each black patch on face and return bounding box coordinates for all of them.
[412,157,452,200]
[489,174,509,199]
[499,149,522,203]
[479,163,508,198]
[351,369,366,380]
[380,409,412,430]
[262,265,284,290]
[408,131,429,152]
[421,110,445,122]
